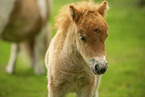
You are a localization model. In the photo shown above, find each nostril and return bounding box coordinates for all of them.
[95,65,99,71]
[100,68,107,74]
[105,62,108,66]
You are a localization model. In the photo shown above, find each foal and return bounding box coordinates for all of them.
[45,1,109,97]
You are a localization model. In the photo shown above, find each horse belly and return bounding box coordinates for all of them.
[0,0,43,42]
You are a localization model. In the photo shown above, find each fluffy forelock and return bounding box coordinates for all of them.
[55,1,99,31]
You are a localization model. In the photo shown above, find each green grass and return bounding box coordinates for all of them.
[0,0,145,97]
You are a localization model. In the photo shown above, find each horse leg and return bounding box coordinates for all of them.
[32,24,50,75]
[6,43,19,74]
[48,81,67,97]
[92,75,102,97]
[76,84,95,97]
[32,39,45,75]
[24,39,35,69]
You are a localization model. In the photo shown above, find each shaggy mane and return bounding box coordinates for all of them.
[55,1,100,31]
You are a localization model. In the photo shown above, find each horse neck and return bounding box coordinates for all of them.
[61,23,90,72]
[62,22,79,57]
[60,23,86,71]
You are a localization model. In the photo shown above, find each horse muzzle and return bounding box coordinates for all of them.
[90,57,108,75]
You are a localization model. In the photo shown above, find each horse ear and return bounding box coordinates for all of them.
[97,1,109,17]
[69,5,80,23]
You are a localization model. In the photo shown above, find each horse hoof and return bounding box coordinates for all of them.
[34,68,45,75]
[6,66,14,74]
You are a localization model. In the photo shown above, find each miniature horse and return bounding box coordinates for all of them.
[45,1,109,97]
[0,0,51,75]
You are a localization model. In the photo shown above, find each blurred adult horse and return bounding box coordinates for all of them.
[0,0,51,75]
[45,0,109,97]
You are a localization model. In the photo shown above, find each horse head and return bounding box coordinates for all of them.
[70,1,109,75]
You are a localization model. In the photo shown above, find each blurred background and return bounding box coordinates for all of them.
[0,0,145,97]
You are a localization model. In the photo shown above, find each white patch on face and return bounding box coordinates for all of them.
[94,56,107,63]
[0,0,16,35]
[84,56,107,66]
[37,0,47,19]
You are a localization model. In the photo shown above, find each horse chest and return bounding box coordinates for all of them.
[66,73,95,93]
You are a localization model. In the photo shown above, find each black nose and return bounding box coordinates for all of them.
[95,63,108,74]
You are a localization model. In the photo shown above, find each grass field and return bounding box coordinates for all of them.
[0,0,145,97]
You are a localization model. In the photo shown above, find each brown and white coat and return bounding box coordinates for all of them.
[0,0,51,74]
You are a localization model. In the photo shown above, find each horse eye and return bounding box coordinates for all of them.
[105,35,108,39]
[94,28,98,32]
[80,35,87,42]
